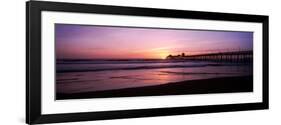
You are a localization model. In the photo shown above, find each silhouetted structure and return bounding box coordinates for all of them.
[166,51,253,63]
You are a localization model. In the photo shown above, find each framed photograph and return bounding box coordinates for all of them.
[26,1,269,124]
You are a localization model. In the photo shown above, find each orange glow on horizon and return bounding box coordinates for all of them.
[155,51,170,59]
[129,47,172,59]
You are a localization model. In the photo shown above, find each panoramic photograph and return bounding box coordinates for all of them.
[55,24,253,100]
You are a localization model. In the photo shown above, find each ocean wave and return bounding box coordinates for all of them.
[57,59,194,65]
[57,63,223,73]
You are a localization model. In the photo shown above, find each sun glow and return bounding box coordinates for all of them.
[148,47,172,59]
[131,47,172,59]
[154,50,170,59]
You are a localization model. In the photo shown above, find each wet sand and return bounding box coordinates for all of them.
[56,75,253,100]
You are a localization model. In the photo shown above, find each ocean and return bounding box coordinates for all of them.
[56,59,253,94]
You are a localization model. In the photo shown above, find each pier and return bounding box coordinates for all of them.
[166,50,253,63]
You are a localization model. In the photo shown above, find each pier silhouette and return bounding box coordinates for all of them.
[166,50,253,63]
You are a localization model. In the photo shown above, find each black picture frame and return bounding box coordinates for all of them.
[26,1,269,124]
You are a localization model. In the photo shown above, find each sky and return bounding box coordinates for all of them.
[55,24,253,59]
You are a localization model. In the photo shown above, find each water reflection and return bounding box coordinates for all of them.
[56,63,252,94]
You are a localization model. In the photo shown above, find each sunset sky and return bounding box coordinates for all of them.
[55,24,253,59]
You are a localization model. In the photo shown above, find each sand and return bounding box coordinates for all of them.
[57,75,253,100]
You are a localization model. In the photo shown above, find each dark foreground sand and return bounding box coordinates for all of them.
[56,75,253,100]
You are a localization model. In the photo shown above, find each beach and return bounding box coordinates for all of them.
[57,75,253,100]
